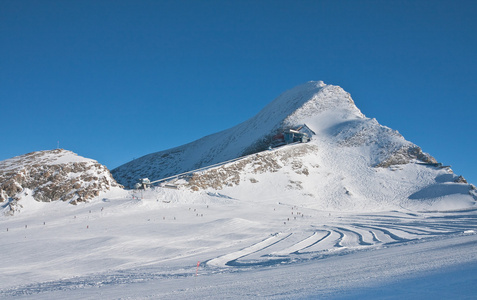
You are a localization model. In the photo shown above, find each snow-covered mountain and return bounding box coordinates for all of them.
[2,82,477,299]
[112,81,366,187]
[0,149,122,215]
[112,81,476,212]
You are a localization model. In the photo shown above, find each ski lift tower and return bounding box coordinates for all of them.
[134,178,151,190]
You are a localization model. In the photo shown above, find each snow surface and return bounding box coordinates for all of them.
[174,142,475,212]
[1,189,477,299]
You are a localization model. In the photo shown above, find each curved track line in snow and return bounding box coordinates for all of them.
[368,227,398,244]
[335,227,372,248]
[360,225,410,243]
[207,233,290,268]
[336,226,374,246]
[271,231,328,256]
[299,230,341,253]
[373,225,422,240]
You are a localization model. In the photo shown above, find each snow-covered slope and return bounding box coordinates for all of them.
[112,81,476,212]
[1,188,476,299]
[0,149,122,215]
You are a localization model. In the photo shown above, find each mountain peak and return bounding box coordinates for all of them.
[112,81,432,190]
[111,80,473,212]
[112,81,361,187]
[279,81,365,129]
[253,81,363,130]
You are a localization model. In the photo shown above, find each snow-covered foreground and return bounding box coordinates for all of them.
[1,188,476,299]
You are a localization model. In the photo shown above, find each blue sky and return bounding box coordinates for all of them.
[1,0,476,184]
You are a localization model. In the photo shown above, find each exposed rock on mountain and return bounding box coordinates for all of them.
[184,144,318,191]
[0,149,121,215]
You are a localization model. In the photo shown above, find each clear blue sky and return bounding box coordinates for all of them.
[1,0,476,184]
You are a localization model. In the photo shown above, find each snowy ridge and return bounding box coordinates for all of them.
[0,149,92,170]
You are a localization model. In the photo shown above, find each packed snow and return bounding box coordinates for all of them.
[1,189,477,299]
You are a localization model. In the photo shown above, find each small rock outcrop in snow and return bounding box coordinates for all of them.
[0,149,121,214]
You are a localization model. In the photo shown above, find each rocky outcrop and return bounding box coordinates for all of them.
[0,149,122,214]
[178,144,318,191]
[375,145,437,168]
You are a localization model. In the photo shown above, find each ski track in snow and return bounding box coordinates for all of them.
[203,210,477,269]
[207,232,291,268]
[2,210,476,298]
[1,194,476,300]
[1,169,476,299]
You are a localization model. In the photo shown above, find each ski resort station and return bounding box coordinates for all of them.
[271,124,315,147]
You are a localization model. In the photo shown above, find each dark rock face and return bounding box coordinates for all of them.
[0,149,121,214]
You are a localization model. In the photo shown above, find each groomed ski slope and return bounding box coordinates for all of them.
[1,186,476,299]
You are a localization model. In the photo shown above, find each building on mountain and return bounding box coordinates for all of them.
[272,124,315,147]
